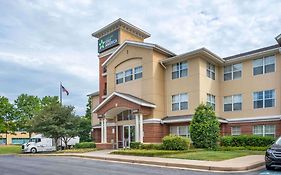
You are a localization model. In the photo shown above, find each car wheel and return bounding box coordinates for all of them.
[30,148,37,154]
[266,164,274,170]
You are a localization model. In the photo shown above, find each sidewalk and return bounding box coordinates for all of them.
[22,150,265,172]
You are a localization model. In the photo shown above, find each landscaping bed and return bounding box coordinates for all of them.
[56,148,97,153]
[0,145,21,155]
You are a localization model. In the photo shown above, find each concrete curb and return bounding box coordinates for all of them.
[18,153,265,172]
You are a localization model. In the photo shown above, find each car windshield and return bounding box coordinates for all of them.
[275,137,281,145]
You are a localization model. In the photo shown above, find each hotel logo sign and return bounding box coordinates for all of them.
[98,30,119,53]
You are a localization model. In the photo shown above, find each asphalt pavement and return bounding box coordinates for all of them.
[0,155,279,175]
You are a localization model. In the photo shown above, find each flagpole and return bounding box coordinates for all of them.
[60,82,62,104]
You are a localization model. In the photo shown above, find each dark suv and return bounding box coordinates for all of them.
[265,137,281,170]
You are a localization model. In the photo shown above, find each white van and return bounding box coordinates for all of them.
[22,134,56,153]
[22,134,80,153]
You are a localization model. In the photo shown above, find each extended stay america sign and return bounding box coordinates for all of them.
[98,30,119,53]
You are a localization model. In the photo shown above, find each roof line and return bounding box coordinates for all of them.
[161,47,224,64]
[101,40,175,67]
[92,18,151,39]
[92,92,156,113]
[223,44,280,61]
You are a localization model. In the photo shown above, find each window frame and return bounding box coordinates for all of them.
[124,69,133,82]
[170,125,189,137]
[253,125,276,137]
[207,62,215,80]
[172,61,188,79]
[134,66,143,80]
[115,71,124,84]
[207,93,216,110]
[231,126,241,136]
[223,94,242,112]
[224,63,242,81]
[253,55,276,76]
[253,89,275,109]
[172,93,188,111]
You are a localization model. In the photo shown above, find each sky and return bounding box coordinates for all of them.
[0,0,280,115]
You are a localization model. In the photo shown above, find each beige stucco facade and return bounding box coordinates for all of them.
[90,18,281,148]
[0,132,36,145]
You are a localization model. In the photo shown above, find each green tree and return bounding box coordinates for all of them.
[77,116,92,142]
[14,94,41,138]
[41,96,59,108]
[0,96,17,145]
[31,103,79,150]
[190,104,220,149]
[85,96,92,120]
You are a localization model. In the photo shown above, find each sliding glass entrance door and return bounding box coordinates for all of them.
[123,125,135,148]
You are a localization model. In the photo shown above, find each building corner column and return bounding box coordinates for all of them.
[101,118,104,143]
[139,113,143,143]
[104,118,107,143]
[135,114,139,142]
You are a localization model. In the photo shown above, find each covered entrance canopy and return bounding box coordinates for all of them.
[92,92,156,147]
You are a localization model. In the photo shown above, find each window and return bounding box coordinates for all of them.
[253,125,275,137]
[134,66,142,80]
[253,89,275,109]
[172,93,188,111]
[224,63,242,81]
[172,61,188,79]
[207,94,215,110]
[224,94,242,112]
[125,69,133,82]
[253,55,275,75]
[11,138,29,144]
[207,62,215,80]
[116,72,124,84]
[117,110,135,121]
[231,126,241,136]
[170,126,189,137]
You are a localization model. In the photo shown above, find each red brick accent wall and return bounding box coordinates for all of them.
[96,95,153,115]
[92,128,101,143]
[106,126,116,143]
[222,120,281,136]
[99,55,110,103]
[92,126,116,144]
[143,123,169,143]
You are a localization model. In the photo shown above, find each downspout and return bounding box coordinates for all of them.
[160,61,166,69]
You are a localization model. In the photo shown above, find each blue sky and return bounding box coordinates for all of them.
[0,0,280,115]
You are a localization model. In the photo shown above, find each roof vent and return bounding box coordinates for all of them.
[276,34,281,46]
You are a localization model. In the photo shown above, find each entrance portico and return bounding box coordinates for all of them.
[93,92,155,149]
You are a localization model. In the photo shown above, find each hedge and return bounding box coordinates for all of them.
[162,135,191,150]
[74,142,96,149]
[220,135,275,147]
[130,142,163,150]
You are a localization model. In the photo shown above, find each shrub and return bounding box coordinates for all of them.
[130,142,143,149]
[217,146,269,151]
[162,135,190,150]
[141,143,163,150]
[190,104,220,149]
[220,135,275,147]
[74,142,96,149]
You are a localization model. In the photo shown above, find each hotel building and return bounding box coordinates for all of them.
[88,18,281,149]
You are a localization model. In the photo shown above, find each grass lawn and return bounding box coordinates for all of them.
[112,149,265,161]
[112,149,201,157]
[0,145,21,155]
[162,150,264,161]
[56,148,97,153]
